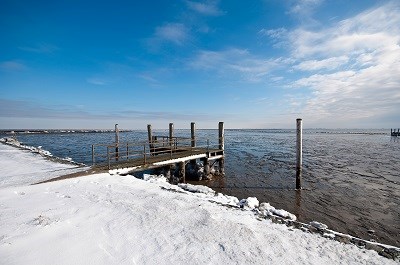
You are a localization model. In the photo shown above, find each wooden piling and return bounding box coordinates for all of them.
[218,122,224,150]
[203,158,210,176]
[296,118,303,190]
[164,165,173,182]
[91,144,95,165]
[115,124,119,161]
[169,123,174,147]
[107,146,111,170]
[147,124,153,153]
[191,122,196,147]
[189,122,197,177]
[179,161,185,183]
[219,158,225,175]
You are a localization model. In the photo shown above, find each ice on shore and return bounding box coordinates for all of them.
[259,202,297,221]
[239,197,259,209]
[310,221,329,230]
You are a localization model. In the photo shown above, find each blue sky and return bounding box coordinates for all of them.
[1,0,399,129]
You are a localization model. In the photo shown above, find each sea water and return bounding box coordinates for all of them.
[2,129,399,246]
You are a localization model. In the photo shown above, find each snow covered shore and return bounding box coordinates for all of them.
[0,142,87,188]
[0,143,398,264]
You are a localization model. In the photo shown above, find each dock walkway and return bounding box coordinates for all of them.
[91,122,225,181]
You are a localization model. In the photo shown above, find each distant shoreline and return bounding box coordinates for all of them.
[0,129,390,137]
[0,129,389,136]
[0,129,134,135]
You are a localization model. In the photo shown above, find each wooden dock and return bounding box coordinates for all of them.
[391,129,400,137]
[91,122,225,182]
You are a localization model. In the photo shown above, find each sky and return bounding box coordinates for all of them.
[1,0,399,129]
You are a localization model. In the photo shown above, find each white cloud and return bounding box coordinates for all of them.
[289,0,323,15]
[259,28,287,39]
[189,49,285,82]
[186,1,224,16]
[154,23,189,45]
[86,78,106,85]
[0,60,27,71]
[19,43,58,53]
[265,1,400,127]
[288,2,400,58]
[293,56,349,71]
[137,73,159,84]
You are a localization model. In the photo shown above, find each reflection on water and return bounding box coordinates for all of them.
[5,129,400,246]
[294,190,302,221]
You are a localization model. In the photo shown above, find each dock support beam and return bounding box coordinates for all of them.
[179,161,185,183]
[115,124,119,161]
[218,122,224,150]
[169,123,174,147]
[164,165,173,182]
[296,118,302,190]
[203,158,210,177]
[191,122,196,147]
[219,158,225,175]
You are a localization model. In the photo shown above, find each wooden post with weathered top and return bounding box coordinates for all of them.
[218,122,225,175]
[169,123,174,147]
[189,122,197,170]
[218,122,224,150]
[191,122,196,147]
[115,124,119,161]
[296,118,302,190]
[147,124,153,154]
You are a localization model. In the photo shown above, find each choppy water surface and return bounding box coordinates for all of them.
[3,129,399,246]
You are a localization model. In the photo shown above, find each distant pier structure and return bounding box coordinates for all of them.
[91,122,225,183]
[391,128,400,137]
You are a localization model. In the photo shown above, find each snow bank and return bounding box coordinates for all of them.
[0,144,398,264]
[1,172,397,265]
[0,143,87,188]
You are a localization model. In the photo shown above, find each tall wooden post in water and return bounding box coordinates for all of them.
[115,124,120,161]
[191,122,196,147]
[169,123,174,147]
[147,124,153,154]
[190,122,197,169]
[218,122,224,150]
[218,122,225,175]
[296,118,302,190]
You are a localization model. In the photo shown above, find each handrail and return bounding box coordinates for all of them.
[91,135,224,169]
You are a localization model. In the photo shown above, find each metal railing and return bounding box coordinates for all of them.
[91,136,223,169]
